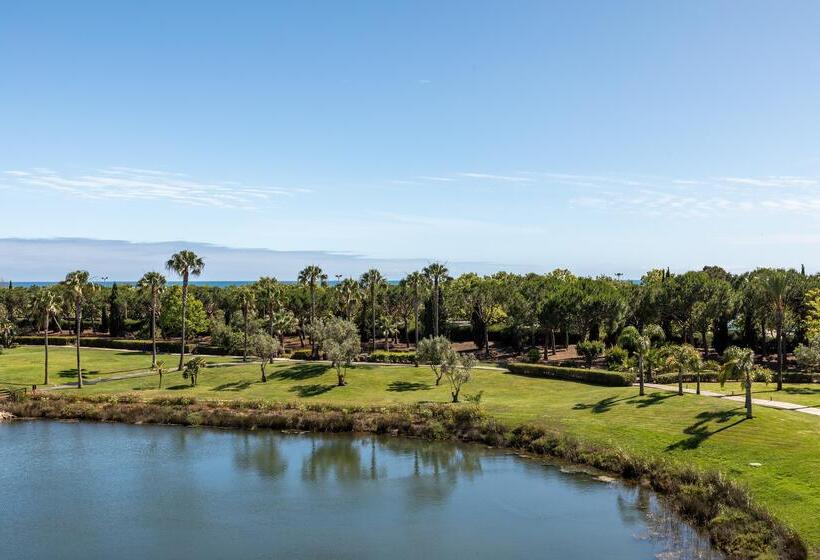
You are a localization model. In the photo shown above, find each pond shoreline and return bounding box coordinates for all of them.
[1,393,807,560]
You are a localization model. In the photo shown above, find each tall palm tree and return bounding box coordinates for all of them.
[137,271,166,368]
[63,270,90,388]
[666,344,702,396]
[237,286,255,362]
[360,269,385,352]
[165,250,205,370]
[618,326,650,396]
[298,265,327,357]
[30,288,61,385]
[757,269,788,390]
[423,262,449,337]
[720,346,757,419]
[336,278,360,320]
[271,309,297,348]
[405,271,427,348]
[255,276,281,336]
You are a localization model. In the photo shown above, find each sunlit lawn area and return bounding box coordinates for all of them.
[38,356,820,554]
[0,346,240,387]
[679,381,820,408]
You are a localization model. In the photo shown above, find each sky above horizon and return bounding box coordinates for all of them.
[2,1,820,280]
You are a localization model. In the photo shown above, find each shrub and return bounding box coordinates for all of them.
[290,349,312,360]
[604,345,629,370]
[794,336,820,372]
[524,348,541,363]
[655,371,720,384]
[576,340,605,368]
[209,322,243,355]
[14,336,195,353]
[506,362,633,387]
[369,351,416,364]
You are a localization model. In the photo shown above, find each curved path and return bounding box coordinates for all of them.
[641,382,820,417]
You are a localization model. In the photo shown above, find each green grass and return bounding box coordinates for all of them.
[685,381,820,408]
[4,348,819,556]
[0,345,240,386]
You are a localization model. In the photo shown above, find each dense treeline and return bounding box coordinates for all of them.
[4,260,820,382]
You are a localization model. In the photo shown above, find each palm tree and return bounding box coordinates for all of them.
[757,269,788,390]
[298,265,327,357]
[165,250,205,370]
[405,271,427,349]
[720,346,757,419]
[272,309,297,348]
[618,326,650,396]
[336,278,360,320]
[255,276,281,336]
[63,270,90,388]
[360,269,385,352]
[237,286,255,362]
[29,288,61,385]
[666,344,702,395]
[137,272,166,368]
[423,262,448,337]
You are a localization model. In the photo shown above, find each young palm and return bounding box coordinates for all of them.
[237,286,256,362]
[360,269,385,352]
[29,288,61,385]
[272,309,297,348]
[255,276,281,336]
[165,250,205,370]
[423,262,449,337]
[665,344,702,395]
[62,270,90,388]
[756,269,788,390]
[720,346,765,419]
[405,271,428,348]
[618,326,650,396]
[336,278,360,320]
[298,265,327,357]
[137,271,166,368]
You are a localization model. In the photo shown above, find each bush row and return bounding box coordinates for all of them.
[15,336,194,353]
[368,351,416,364]
[506,362,634,387]
[653,371,818,385]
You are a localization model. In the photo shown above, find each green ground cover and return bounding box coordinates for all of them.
[679,381,820,408]
[3,347,819,556]
[0,346,239,386]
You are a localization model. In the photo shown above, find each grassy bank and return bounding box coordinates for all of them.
[2,393,806,560]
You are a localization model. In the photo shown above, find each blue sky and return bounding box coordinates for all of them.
[2,1,820,280]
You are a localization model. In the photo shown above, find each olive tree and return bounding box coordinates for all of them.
[314,317,360,386]
[251,333,281,382]
[443,351,476,403]
[416,335,453,386]
[795,335,820,372]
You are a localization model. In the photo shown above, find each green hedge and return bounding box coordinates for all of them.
[368,351,416,364]
[289,349,312,360]
[654,372,721,384]
[506,362,634,387]
[15,336,195,354]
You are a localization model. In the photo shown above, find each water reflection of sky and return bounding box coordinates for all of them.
[1,421,721,560]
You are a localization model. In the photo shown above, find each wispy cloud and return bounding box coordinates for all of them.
[2,167,310,209]
[457,172,534,183]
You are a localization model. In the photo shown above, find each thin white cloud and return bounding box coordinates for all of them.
[3,167,309,210]
[417,175,456,182]
[457,172,534,183]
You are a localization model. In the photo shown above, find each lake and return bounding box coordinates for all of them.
[0,421,720,559]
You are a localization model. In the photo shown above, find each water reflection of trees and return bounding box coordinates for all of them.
[233,433,287,479]
[615,486,723,560]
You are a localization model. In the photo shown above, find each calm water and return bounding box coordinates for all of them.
[0,421,720,560]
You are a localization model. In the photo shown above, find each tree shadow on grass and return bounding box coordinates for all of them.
[627,392,677,408]
[289,384,334,397]
[167,384,190,391]
[277,364,330,381]
[387,381,432,392]
[214,381,253,391]
[783,386,820,396]
[573,395,633,413]
[665,409,747,451]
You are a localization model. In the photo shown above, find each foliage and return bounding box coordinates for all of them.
[313,317,360,386]
[506,362,634,386]
[0,317,16,349]
[159,286,208,337]
[209,321,244,354]
[368,350,416,364]
[604,345,630,370]
[576,339,605,368]
[181,356,207,386]
[250,333,281,382]
[416,336,454,385]
[289,349,312,360]
[524,347,541,363]
[794,335,820,372]
[443,350,475,402]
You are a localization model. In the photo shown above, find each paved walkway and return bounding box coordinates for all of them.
[642,383,820,417]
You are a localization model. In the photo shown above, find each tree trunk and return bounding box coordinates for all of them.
[433,279,439,337]
[638,354,644,396]
[372,289,376,353]
[413,298,419,367]
[44,312,49,385]
[243,310,249,362]
[179,273,188,371]
[544,330,550,361]
[551,329,556,355]
[696,370,701,395]
[150,291,157,368]
[76,302,82,389]
[776,316,784,391]
[678,368,683,396]
[261,364,267,383]
[451,389,459,403]
[745,378,753,419]
[701,329,709,359]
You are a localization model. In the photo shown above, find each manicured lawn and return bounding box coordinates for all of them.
[48,358,820,555]
[0,346,240,387]
[0,347,814,555]
[685,381,820,408]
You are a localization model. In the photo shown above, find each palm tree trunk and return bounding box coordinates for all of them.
[745,378,753,419]
[76,301,83,389]
[243,311,249,362]
[150,291,157,368]
[678,368,683,396]
[776,317,784,391]
[44,312,49,385]
[433,279,439,337]
[371,288,376,353]
[696,370,701,395]
[179,273,188,371]
[638,354,644,396]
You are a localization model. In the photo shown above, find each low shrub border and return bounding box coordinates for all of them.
[506,362,634,387]
[15,336,195,354]
[0,393,806,560]
[368,350,416,364]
